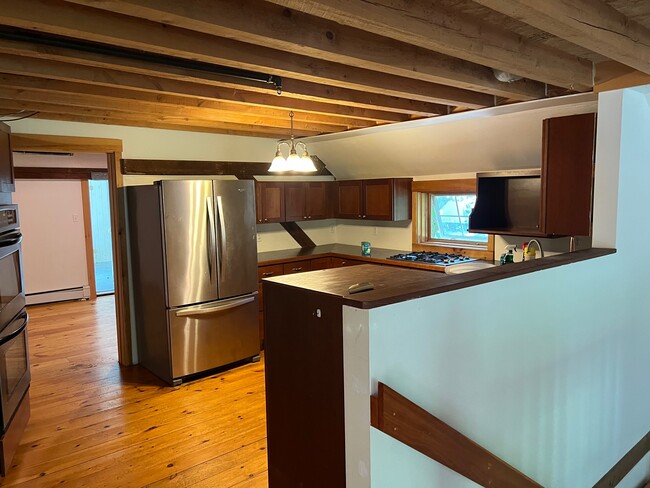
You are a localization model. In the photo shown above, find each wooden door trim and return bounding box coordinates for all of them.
[80,180,97,300]
[10,133,132,366]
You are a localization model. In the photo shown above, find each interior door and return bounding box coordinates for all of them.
[213,180,258,299]
[161,180,218,307]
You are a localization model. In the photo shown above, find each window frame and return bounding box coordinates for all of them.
[412,179,494,261]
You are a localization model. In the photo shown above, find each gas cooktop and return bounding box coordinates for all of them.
[387,252,476,266]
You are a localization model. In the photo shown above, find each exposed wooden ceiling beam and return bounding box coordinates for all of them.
[472,0,650,76]
[0,98,324,137]
[64,0,545,101]
[0,87,361,133]
[0,0,485,109]
[0,74,376,129]
[266,0,594,90]
[0,51,441,117]
[14,111,297,138]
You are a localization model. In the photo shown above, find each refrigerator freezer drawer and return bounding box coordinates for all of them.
[168,294,259,380]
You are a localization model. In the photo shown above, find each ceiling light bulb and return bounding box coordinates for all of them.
[299,152,317,172]
[286,151,301,171]
[269,152,288,172]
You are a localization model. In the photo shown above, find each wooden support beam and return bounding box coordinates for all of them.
[0,50,441,117]
[0,0,470,108]
[372,382,543,488]
[120,158,332,178]
[80,180,97,300]
[0,74,376,129]
[0,98,324,137]
[0,87,354,133]
[472,0,650,76]
[267,0,594,90]
[64,0,545,101]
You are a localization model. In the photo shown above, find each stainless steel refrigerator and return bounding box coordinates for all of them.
[127,179,259,386]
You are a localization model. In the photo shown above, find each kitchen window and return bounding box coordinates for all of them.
[412,179,494,260]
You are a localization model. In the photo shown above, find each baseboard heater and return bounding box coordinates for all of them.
[26,286,90,305]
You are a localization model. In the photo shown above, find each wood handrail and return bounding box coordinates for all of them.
[371,382,543,488]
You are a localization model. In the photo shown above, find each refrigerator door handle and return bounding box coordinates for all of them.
[206,196,216,282]
[216,195,227,280]
[175,295,255,317]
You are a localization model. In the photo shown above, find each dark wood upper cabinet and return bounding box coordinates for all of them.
[284,181,332,221]
[0,122,15,194]
[469,113,595,237]
[337,178,412,221]
[255,182,285,224]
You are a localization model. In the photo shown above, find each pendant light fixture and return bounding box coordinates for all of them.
[269,111,317,172]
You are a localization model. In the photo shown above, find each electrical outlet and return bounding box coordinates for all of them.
[256,234,262,242]
[330,225,335,234]
[72,214,80,222]
[374,226,378,235]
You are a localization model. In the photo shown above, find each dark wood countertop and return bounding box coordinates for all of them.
[263,248,616,309]
[258,243,453,272]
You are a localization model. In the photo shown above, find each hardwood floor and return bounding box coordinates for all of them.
[1,297,268,487]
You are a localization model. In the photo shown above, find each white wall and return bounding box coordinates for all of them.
[13,179,89,297]
[342,87,650,487]
[6,119,276,161]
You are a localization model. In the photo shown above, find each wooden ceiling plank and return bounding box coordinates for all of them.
[0,98,324,137]
[64,0,544,101]
[472,0,650,76]
[0,47,440,117]
[0,86,356,132]
[0,0,469,108]
[0,73,376,129]
[265,0,594,90]
[24,112,296,138]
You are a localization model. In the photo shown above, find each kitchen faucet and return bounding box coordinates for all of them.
[527,239,544,258]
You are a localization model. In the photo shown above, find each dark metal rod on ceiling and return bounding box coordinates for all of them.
[0,26,283,94]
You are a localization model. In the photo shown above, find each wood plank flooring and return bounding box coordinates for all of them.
[1,297,268,487]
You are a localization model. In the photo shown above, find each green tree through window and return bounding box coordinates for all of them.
[430,195,487,243]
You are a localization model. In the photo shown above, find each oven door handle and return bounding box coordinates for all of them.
[0,231,22,247]
[0,311,28,346]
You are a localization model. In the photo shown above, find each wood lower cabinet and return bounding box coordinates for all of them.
[264,284,345,487]
[336,178,412,221]
[330,257,365,268]
[255,182,285,224]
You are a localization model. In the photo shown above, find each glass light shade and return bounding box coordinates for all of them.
[269,154,288,172]
[298,154,317,172]
[286,151,301,171]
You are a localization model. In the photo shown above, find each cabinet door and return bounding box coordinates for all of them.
[330,257,365,267]
[541,113,595,236]
[336,180,363,219]
[284,182,307,221]
[256,182,285,223]
[363,179,394,220]
[305,181,331,220]
[282,261,312,274]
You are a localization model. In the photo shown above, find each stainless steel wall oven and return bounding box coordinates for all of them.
[0,204,30,475]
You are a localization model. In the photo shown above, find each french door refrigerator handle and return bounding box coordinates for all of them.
[206,196,216,283]
[216,195,226,280]
[174,295,255,317]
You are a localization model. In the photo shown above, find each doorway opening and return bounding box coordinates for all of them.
[88,178,114,295]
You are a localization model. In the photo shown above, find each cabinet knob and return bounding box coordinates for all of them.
[358,214,361,218]
[362,215,366,219]
[303,216,307,220]
[264,218,268,222]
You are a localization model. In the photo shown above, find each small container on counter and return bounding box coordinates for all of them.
[361,241,371,256]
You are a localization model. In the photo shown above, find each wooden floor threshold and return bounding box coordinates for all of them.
[2,297,268,487]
